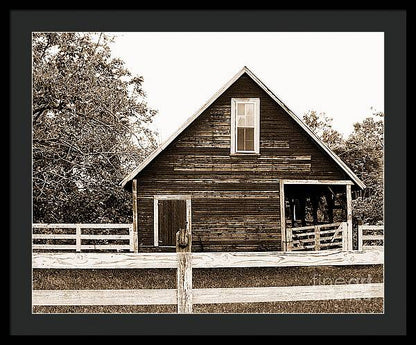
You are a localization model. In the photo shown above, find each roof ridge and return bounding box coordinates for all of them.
[121,66,365,189]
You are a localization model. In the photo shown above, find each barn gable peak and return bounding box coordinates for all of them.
[121,66,365,189]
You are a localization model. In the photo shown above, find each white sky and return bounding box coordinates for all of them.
[109,32,384,143]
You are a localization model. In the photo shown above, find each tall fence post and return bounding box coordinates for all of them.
[176,226,192,313]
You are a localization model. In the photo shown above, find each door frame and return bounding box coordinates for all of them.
[153,195,192,247]
[279,179,354,251]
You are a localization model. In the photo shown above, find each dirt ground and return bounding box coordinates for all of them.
[32,265,383,314]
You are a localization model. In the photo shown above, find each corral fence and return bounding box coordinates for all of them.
[287,222,347,251]
[358,224,384,251]
[32,226,384,313]
[33,222,349,253]
[32,224,135,252]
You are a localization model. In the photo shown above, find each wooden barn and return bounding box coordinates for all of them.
[121,67,365,253]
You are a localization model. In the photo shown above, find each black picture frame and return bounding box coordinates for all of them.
[10,9,406,335]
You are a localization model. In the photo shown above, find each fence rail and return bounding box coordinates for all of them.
[33,283,384,307]
[32,249,384,269]
[287,222,347,251]
[32,224,134,252]
[358,225,384,251]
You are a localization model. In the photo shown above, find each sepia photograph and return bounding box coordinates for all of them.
[31,31,385,314]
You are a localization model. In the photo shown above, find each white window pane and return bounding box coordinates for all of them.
[237,115,246,126]
[246,114,254,127]
[237,103,245,116]
[246,103,254,116]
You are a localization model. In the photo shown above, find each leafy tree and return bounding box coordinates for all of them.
[340,112,384,224]
[303,110,344,152]
[303,110,384,224]
[32,32,158,223]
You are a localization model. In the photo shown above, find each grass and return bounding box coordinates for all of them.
[33,265,383,314]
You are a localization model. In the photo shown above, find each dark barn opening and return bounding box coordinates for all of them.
[284,184,347,228]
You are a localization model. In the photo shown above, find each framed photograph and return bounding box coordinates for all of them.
[10,9,406,336]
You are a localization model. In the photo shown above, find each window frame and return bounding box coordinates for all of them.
[231,98,260,154]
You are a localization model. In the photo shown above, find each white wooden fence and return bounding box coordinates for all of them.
[32,224,134,252]
[32,225,384,313]
[33,222,375,254]
[32,248,384,313]
[358,225,384,251]
[287,222,347,251]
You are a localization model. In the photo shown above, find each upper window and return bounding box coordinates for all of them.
[231,98,260,154]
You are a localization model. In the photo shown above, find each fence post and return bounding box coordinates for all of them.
[129,225,135,253]
[314,225,320,251]
[357,225,363,251]
[132,179,139,253]
[346,184,353,250]
[286,227,293,251]
[342,222,347,251]
[75,224,81,252]
[279,180,286,251]
[176,226,192,313]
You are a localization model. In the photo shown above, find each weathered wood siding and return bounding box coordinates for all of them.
[134,74,347,252]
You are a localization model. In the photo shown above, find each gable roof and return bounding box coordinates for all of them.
[121,66,365,189]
